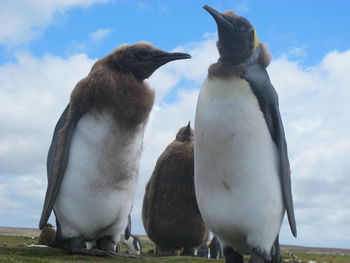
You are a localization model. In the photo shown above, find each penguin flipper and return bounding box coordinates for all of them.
[124,214,131,240]
[39,104,78,229]
[243,64,297,237]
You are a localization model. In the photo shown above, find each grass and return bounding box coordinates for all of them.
[281,251,350,263]
[0,235,220,263]
[1,235,349,263]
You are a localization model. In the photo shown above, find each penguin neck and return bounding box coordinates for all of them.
[208,44,267,79]
[70,71,155,129]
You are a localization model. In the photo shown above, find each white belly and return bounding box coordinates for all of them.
[125,238,141,255]
[54,110,145,241]
[194,77,284,255]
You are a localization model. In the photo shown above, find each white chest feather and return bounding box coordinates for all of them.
[54,111,145,241]
[125,237,141,255]
[194,77,283,255]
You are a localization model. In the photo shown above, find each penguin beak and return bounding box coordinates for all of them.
[183,121,192,138]
[203,5,235,49]
[151,52,191,64]
[203,5,233,31]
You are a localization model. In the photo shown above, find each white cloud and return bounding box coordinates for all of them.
[0,35,350,248]
[0,0,109,46]
[89,28,113,43]
[66,28,113,54]
[269,49,350,248]
[169,37,218,83]
[234,0,250,13]
[0,51,95,177]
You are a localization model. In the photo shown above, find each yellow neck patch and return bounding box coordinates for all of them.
[253,29,259,51]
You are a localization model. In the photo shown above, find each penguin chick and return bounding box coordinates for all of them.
[38,223,56,246]
[39,42,191,253]
[142,122,209,256]
[195,5,296,263]
[124,234,142,255]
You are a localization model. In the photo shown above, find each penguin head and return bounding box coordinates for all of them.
[107,42,191,80]
[203,5,258,65]
[176,121,194,142]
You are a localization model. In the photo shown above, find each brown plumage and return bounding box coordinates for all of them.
[53,44,157,198]
[38,223,56,246]
[142,123,209,255]
[39,42,191,236]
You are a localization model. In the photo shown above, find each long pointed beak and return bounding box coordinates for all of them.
[151,52,191,64]
[203,5,233,30]
[184,121,191,137]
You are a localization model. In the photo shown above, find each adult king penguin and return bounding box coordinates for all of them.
[142,123,209,256]
[39,42,191,252]
[194,5,297,263]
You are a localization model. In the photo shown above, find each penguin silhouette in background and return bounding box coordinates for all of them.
[122,214,141,255]
[142,122,209,256]
[209,235,222,259]
[39,42,191,254]
[124,234,142,255]
[195,5,296,263]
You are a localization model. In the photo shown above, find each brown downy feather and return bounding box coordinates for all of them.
[142,125,209,252]
[52,54,155,193]
[258,42,271,68]
[208,43,271,79]
[38,223,56,246]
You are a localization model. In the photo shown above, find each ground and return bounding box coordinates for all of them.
[0,227,349,263]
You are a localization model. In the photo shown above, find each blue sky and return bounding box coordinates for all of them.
[2,0,350,65]
[1,0,350,250]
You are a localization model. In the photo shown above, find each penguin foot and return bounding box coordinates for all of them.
[182,246,195,256]
[248,253,264,263]
[223,246,244,263]
[69,248,140,258]
[250,247,271,262]
[69,248,117,257]
[56,237,83,249]
[96,235,115,251]
[270,236,282,263]
[156,246,180,256]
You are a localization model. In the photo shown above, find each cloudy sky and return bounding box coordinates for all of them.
[1,0,350,249]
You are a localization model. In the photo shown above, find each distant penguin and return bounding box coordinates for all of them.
[194,5,297,263]
[124,234,142,255]
[196,242,209,258]
[209,236,222,259]
[38,223,56,246]
[39,42,191,253]
[142,122,209,256]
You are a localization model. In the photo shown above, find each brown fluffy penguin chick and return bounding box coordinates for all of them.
[38,223,56,246]
[38,42,191,253]
[142,122,209,256]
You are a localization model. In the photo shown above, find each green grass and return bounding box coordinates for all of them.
[1,235,349,263]
[0,235,220,263]
[281,251,350,263]
[0,235,38,247]
[0,247,220,263]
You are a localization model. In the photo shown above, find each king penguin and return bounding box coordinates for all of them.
[142,122,209,256]
[124,234,142,255]
[194,5,297,263]
[39,42,191,253]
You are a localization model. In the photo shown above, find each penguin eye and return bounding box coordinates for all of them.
[238,23,249,32]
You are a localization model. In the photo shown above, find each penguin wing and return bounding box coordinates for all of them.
[243,64,297,237]
[39,104,78,229]
[124,214,131,240]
